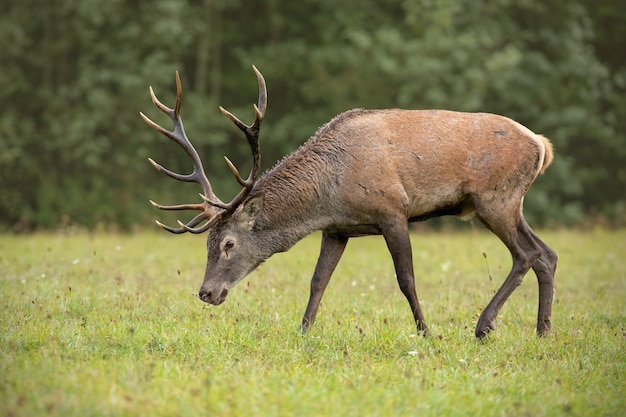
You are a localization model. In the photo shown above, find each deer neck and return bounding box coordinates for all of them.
[252,174,334,253]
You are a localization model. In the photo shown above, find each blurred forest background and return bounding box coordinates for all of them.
[1,0,624,232]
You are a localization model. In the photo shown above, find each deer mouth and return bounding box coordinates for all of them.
[199,287,229,305]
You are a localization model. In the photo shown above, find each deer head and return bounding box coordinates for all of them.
[140,66,268,304]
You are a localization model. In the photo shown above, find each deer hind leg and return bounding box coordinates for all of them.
[301,232,348,333]
[518,219,558,336]
[474,197,543,338]
[381,219,430,336]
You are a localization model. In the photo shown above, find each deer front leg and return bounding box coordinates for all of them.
[381,220,430,336]
[301,233,348,333]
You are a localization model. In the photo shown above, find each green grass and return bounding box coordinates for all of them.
[1,229,624,416]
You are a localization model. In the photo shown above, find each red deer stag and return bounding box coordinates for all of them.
[140,66,557,338]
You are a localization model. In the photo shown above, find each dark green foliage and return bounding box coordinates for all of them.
[0,0,623,230]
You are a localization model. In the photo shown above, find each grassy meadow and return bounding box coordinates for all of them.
[1,229,624,416]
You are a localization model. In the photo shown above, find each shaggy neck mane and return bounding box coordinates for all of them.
[252,110,366,230]
[254,136,342,228]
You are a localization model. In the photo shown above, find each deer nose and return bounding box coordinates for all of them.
[198,287,229,305]
[198,290,212,303]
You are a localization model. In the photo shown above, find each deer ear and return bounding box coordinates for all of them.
[239,191,265,230]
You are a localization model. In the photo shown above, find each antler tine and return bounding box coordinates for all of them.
[154,210,213,235]
[146,158,228,212]
[176,216,220,234]
[149,200,205,212]
[252,65,267,123]
[148,157,191,183]
[223,156,247,187]
[174,71,183,119]
[217,65,267,209]
[154,219,187,234]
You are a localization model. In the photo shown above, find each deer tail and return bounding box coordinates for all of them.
[537,135,554,174]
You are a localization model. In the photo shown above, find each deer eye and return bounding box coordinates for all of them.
[223,239,235,251]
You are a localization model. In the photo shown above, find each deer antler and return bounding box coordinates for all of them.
[140,66,267,233]
[140,71,223,234]
[215,65,267,211]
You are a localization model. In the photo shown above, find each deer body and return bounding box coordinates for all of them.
[142,67,557,338]
[257,108,550,235]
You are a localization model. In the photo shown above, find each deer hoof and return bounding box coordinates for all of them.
[475,318,496,339]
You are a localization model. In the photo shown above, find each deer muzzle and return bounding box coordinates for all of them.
[198,286,229,305]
